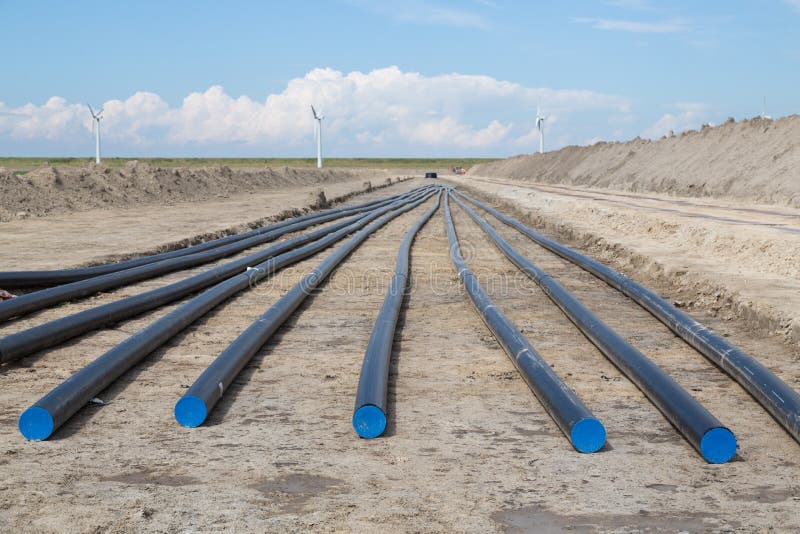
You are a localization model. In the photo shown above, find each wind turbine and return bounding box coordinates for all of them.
[87,104,103,164]
[761,96,772,120]
[535,105,546,154]
[311,105,324,168]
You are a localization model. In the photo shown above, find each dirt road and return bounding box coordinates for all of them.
[1,178,799,532]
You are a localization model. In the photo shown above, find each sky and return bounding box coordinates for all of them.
[1,0,799,158]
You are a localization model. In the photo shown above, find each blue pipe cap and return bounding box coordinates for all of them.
[700,427,737,464]
[19,406,55,441]
[352,405,387,439]
[570,418,606,453]
[174,396,208,428]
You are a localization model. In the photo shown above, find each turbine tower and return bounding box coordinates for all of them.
[761,96,772,120]
[535,106,546,154]
[87,104,103,164]
[311,105,324,168]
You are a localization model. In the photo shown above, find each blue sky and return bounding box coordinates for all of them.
[1,0,799,157]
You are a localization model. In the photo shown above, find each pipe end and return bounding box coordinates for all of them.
[570,418,606,453]
[352,405,387,439]
[19,406,55,441]
[700,427,737,464]
[174,395,208,428]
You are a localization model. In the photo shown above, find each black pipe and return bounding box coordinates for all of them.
[173,190,441,429]
[17,189,439,440]
[451,193,736,463]
[0,184,420,288]
[0,187,434,321]
[443,190,605,453]
[1,188,433,365]
[352,194,441,438]
[457,190,800,447]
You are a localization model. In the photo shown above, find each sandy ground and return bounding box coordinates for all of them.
[1,178,799,532]
[0,177,399,273]
[449,175,800,348]
[469,115,800,208]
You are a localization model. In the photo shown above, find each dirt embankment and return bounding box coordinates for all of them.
[0,162,395,222]
[470,115,800,207]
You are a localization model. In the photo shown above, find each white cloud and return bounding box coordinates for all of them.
[409,117,512,147]
[0,97,85,140]
[101,92,171,143]
[641,102,711,138]
[0,66,633,155]
[575,17,688,33]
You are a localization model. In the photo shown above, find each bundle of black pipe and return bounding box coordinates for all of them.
[1,187,434,365]
[450,193,736,463]
[0,186,436,321]
[18,188,439,440]
[443,190,605,453]
[174,190,441,428]
[457,191,800,448]
[0,184,423,289]
[352,194,441,438]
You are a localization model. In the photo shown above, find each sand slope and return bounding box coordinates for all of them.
[470,115,800,207]
[0,162,389,221]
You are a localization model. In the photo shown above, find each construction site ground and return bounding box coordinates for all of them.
[1,177,798,532]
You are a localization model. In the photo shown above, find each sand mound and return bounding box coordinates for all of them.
[470,115,800,207]
[0,163,387,221]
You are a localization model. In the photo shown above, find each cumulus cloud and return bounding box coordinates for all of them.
[409,117,513,147]
[641,102,711,139]
[0,66,633,155]
[0,97,85,140]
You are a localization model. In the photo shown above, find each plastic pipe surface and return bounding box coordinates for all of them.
[1,188,434,365]
[458,190,800,447]
[17,189,435,440]
[443,190,605,453]
[451,192,735,463]
[175,190,441,429]
[0,184,421,288]
[0,188,432,321]
[352,194,441,438]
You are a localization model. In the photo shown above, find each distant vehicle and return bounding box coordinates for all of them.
[451,166,467,175]
[425,172,438,179]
